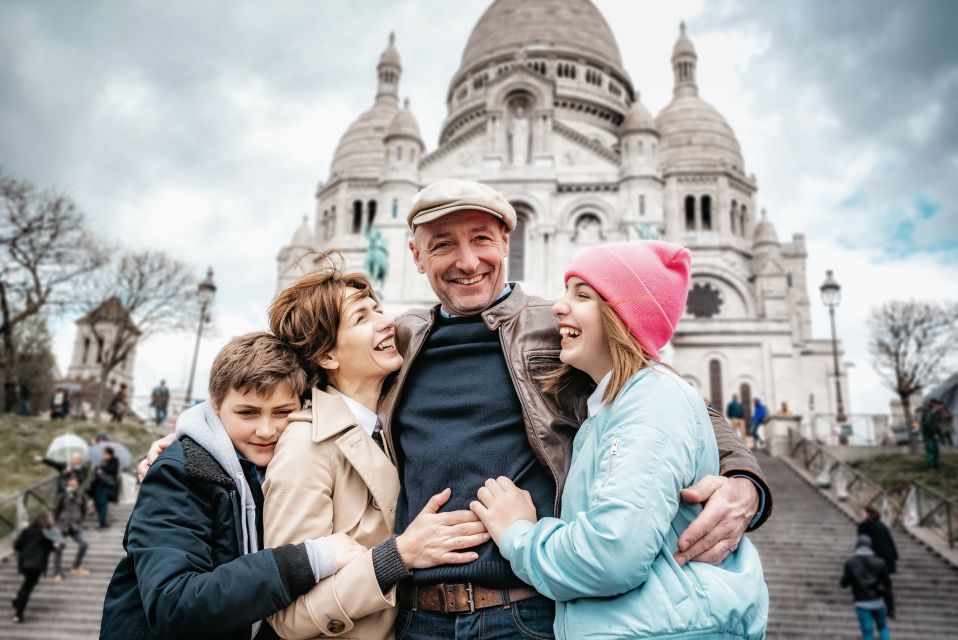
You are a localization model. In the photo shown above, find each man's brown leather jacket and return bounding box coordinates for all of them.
[378,284,771,528]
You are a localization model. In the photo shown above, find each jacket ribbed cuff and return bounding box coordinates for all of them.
[271,543,315,601]
[372,536,411,594]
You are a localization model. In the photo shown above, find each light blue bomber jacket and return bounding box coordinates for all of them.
[499,365,768,639]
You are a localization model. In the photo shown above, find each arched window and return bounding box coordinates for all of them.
[709,360,723,409]
[396,147,402,161]
[701,195,712,230]
[740,205,748,237]
[352,200,363,234]
[96,337,104,364]
[391,199,399,219]
[730,200,738,235]
[685,195,696,230]
[573,213,602,243]
[639,194,646,216]
[82,337,91,364]
[740,383,752,425]
[366,200,377,230]
[509,211,528,281]
[329,206,336,239]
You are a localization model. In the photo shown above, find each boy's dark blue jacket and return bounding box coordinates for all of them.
[99,437,314,640]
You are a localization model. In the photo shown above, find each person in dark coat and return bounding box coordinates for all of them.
[921,400,942,470]
[858,505,898,574]
[52,475,90,579]
[12,512,59,623]
[40,451,89,494]
[841,534,893,640]
[88,447,119,528]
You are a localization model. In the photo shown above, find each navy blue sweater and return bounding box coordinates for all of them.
[394,312,555,587]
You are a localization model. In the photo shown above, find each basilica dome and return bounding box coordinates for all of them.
[459,0,624,73]
[328,102,397,178]
[621,97,657,134]
[385,99,423,142]
[656,96,745,171]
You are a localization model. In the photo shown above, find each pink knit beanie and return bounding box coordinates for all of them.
[564,241,691,360]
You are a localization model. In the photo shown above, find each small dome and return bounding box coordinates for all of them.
[752,210,780,248]
[379,32,401,68]
[656,95,744,171]
[672,21,696,60]
[329,100,398,178]
[621,98,656,134]
[291,215,312,247]
[386,99,423,142]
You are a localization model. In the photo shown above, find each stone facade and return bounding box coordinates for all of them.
[275,0,849,423]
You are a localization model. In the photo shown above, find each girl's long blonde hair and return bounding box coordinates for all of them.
[542,294,657,404]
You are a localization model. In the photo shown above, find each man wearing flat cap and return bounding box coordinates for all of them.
[377,178,773,639]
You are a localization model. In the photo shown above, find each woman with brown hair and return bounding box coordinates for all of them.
[264,254,487,639]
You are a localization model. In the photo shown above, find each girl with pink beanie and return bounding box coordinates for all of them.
[471,241,768,639]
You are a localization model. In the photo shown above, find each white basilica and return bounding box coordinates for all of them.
[276,0,849,424]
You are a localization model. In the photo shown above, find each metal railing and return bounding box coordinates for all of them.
[0,474,60,540]
[786,428,955,549]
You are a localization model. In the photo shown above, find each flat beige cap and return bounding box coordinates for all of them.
[407,179,516,231]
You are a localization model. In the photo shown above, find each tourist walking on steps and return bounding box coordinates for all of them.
[12,512,59,624]
[751,396,768,447]
[89,447,119,528]
[150,379,170,425]
[858,505,898,575]
[921,400,942,471]
[108,383,128,423]
[52,475,90,580]
[726,394,746,441]
[39,451,89,494]
[841,534,893,639]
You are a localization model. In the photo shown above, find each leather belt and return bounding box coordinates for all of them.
[397,582,541,614]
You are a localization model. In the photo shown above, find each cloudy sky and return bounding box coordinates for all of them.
[1,0,955,415]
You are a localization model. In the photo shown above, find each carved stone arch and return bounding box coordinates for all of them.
[485,69,552,110]
[501,191,545,225]
[558,195,615,231]
[688,265,756,318]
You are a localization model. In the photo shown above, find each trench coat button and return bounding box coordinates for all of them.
[327,619,346,633]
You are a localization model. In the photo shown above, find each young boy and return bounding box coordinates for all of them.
[100,332,363,640]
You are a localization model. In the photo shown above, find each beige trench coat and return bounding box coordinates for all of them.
[264,387,400,639]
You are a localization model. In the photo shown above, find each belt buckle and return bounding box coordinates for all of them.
[465,582,475,614]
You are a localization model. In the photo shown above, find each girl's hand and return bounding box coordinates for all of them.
[470,477,537,545]
[326,532,366,570]
[396,488,488,569]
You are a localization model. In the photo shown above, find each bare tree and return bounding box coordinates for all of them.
[78,250,197,422]
[868,300,958,454]
[0,170,107,384]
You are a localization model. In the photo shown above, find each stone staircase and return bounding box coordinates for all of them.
[750,453,958,639]
[0,500,132,640]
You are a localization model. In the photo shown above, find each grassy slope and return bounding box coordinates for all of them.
[0,415,158,499]
[850,451,958,502]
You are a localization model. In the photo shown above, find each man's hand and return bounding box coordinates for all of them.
[470,476,537,545]
[326,532,367,570]
[674,475,758,566]
[137,433,177,481]
[396,488,488,569]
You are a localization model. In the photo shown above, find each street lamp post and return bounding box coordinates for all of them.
[185,267,217,408]
[819,269,847,426]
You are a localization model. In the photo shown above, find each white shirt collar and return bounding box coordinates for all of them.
[327,386,378,436]
[587,372,612,418]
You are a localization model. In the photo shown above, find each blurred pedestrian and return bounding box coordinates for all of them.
[858,505,898,574]
[52,475,90,580]
[841,534,893,640]
[921,400,942,470]
[12,512,59,623]
[4,377,18,413]
[776,401,793,417]
[935,401,953,448]
[39,451,89,494]
[108,384,129,423]
[150,379,170,425]
[89,446,119,528]
[49,388,70,420]
[751,396,768,447]
[17,381,31,415]
[726,393,746,441]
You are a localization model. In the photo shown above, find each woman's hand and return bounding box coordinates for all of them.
[396,488,489,569]
[470,477,537,545]
[326,532,367,570]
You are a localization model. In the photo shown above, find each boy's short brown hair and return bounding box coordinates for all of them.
[268,252,376,389]
[208,332,307,406]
